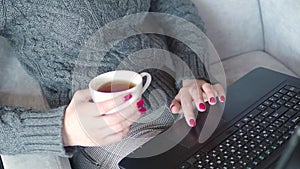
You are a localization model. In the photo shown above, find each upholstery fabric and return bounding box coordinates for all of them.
[260,0,300,76]
[211,51,297,85]
[192,0,264,61]
[1,154,71,169]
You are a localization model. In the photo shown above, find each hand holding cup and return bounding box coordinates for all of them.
[63,70,151,146]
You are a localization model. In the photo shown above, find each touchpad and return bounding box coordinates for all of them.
[179,103,225,149]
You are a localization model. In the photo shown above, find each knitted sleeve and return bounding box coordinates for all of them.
[150,0,214,87]
[0,105,72,157]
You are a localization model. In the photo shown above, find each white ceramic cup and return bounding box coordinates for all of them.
[89,70,152,114]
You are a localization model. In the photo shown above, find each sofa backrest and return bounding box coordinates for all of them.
[192,0,264,61]
[260,0,300,76]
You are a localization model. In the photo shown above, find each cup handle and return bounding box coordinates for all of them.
[140,72,152,94]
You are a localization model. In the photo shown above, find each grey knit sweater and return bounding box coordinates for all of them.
[0,0,209,168]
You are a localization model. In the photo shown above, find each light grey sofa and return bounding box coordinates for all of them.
[0,0,300,168]
[193,0,300,84]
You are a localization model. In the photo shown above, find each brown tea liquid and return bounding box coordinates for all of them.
[97,80,135,93]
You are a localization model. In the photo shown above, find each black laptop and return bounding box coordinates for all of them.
[119,67,300,169]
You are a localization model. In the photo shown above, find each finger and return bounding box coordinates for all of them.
[169,98,182,114]
[202,83,216,105]
[95,122,131,142]
[213,84,226,102]
[95,129,129,146]
[189,84,206,112]
[94,93,133,114]
[116,99,146,122]
[108,119,134,134]
[83,115,133,143]
[101,99,144,127]
[74,89,92,102]
[180,90,197,127]
[79,98,144,130]
[106,128,130,141]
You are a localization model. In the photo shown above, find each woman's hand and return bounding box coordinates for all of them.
[170,79,226,127]
[63,89,146,147]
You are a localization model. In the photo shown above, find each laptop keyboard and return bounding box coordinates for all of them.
[179,85,300,169]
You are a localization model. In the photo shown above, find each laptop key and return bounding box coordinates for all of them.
[276,139,284,146]
[266,116,276,123]
[271,131,282,139]
[284,85,300,93]
[178,162,191,169]
[278,126,289,133]
[264,149,272,155]
[282,95,291,101]
[258,153,267,160]
[242,117,251,123]
[257,104,267,111]
[284,121,295,129]
[285,102,294,108]
[194,152,205,159]
[214,144,226,153]
[269,96,278,102]
[263,100,272,106]
[260,121,270,128]
[290,98,299,104]
[272,120,282,128]
[271,103,280,109]
[265,136,276,144]
[279,89,288,94]
[274,106,288,116]
[274,93,283,98]
[293,105,300,111]
[234,121,244,128]
[255,115,265,122]
[276,99,286,105]
[287,91,296,97]
[285,109,297,118]
[260,130,270,138]
[252,159,260,166]
[291,116,300,124]
[279,115,289,123]
[262,108,274,116]
[187,157,198,165]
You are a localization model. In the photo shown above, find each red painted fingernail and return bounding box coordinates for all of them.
[220,96,226,102]
[199,103,206,111]
[170,104,175,112]
[123,94,132,101]
[210,97,216,104]
[137,99,144,108]
[189,119,196,127]
[138,107,147,115]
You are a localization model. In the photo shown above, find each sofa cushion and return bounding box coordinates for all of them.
[211,51,297,85]
[192,0,264,61]
[260,0,300,76]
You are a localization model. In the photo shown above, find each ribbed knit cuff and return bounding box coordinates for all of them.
[19,106,72,157]
[174,61,211,89]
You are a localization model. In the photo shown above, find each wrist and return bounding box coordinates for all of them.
[62,105,73,146]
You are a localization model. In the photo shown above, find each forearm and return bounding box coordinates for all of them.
[150,0,212,87]
[0,105,72,157]
[150,0,205,32]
